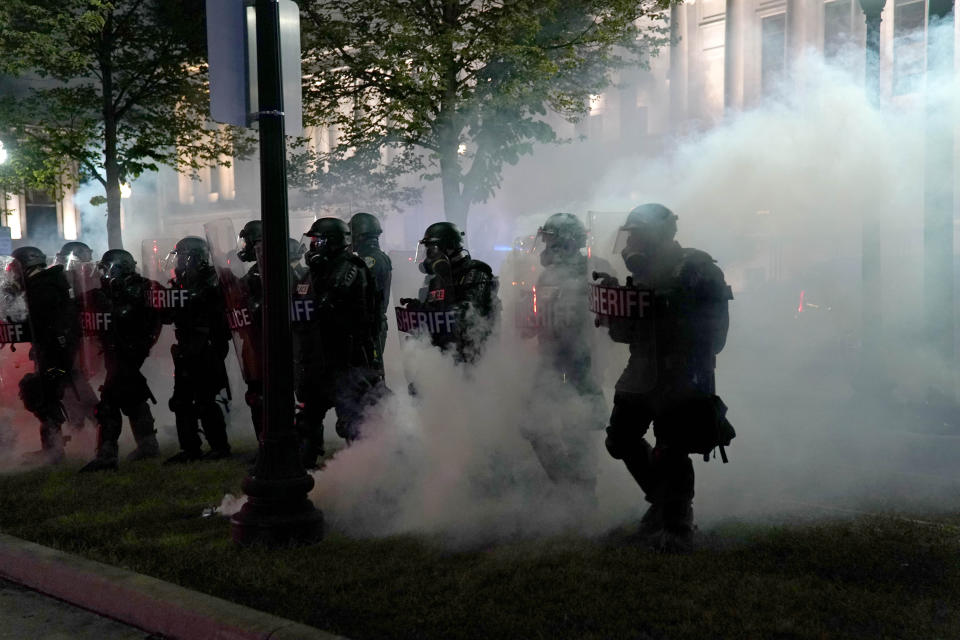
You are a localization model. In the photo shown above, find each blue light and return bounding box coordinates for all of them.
[493,245,513,252]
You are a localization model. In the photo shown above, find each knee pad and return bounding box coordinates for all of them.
[18,373,44,413]
[168,394,193,413]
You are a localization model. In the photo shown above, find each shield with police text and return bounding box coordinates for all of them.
[68,260,105,377]
[204,218,262,385]
[0,256,31,347]
[589,280,658,392]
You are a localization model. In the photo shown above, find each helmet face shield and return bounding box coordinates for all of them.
[415,241,442,265]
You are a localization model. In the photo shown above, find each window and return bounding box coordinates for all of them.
[824,0,853,60]
[761,13,786,96]
[893,0,925,95]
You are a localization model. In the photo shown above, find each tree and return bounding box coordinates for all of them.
[298,0,672,230]
[0,0,253,249]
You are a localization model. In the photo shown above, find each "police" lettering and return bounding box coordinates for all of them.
[81,311,112,334]
[588,284,652,319]
[149,288,189,309]
[0,322,26,343]
[228,307,252,329]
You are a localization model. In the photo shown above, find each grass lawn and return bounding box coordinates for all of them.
[1,451,959,640]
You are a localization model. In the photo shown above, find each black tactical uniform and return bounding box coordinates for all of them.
[412,222,498,363]
[13,247,78,463]
[56,242,100,432]
[80,250,163,472]
[523,213,610,496]
[163,237,232,464]
[294,218,381,468]
[349,212,392,367]
[603,204,733,551]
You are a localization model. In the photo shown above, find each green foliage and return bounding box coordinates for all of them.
[0,0,254,246]
[298,0,674,226]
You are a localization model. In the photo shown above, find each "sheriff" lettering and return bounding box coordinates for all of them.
[291,299,315,323]
[0,322,27,343]
[588,284,652,319]
[81,311,112,333]
[149,288,189,309]
[395,307,458,336]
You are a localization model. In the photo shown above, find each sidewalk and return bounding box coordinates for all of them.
[0,533,347,640]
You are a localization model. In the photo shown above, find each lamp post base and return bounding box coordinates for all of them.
[230,436,324,547]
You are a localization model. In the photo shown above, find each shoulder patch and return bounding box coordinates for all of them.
[364,256,376,269]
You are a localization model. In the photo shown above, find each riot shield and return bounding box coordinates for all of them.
[589,276,658,392]
[68,260,104,378]
[140,238,178,285]
[0,256,31,347]
[204,219,262,385]
[394,303,459,344]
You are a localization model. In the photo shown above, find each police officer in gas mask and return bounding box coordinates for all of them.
[80,250,163,472]
[163,236,233,464]
[55,241,100,433]
[294,218,381,468]
[11,246,79,464]
[601,203,734,552]
[409,222,499,362]
[349,213,391,365]
[521,213,612,499]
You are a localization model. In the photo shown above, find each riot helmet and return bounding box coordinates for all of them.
[349,212,382,248]
[416,222,465,276]
[56,241,93,266]
[237,220,262,263]
[303,218,350,264]
[11,246,47,277]
[97,249,137,284]
[614,203,678,272]
[537,213,586,267]
[168,236,211,284]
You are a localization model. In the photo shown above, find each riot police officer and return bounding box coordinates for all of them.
[522,213,611,499]
[349,212,392,366]
[294,218,381,468]
[80,250,163,472]
[11,246,79,464]
[602,204,734,552]
[236,220,265,440]
[56,241,100,433]
[163,236,233,464]
[408,222,498,362]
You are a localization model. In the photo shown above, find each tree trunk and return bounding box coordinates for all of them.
[439,147,468,231]
[101,13,123,250]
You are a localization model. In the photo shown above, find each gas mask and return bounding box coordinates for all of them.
[417,243,452,278]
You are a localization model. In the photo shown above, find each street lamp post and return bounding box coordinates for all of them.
[858,0,886,381]
[229,0,323,546]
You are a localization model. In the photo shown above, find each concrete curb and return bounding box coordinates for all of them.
[0,533,347,640]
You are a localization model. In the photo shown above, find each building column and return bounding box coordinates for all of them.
[724,0,745,113]
[669,2,689,128]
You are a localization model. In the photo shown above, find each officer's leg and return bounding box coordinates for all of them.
[19,372,67,463]
[651,409,696,546]
[333,368,368,443]
[80,394,121,472]
[197,358,230,458]
[605,392,656,497]
[124,401,159,461]
[165,360,202,464]
[296,374,330,468]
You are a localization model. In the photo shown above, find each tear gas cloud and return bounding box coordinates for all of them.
[309,19,960,545]
[5,18,960,547]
